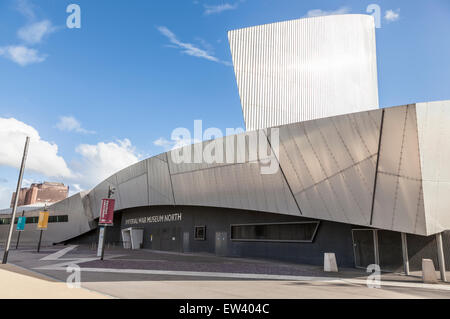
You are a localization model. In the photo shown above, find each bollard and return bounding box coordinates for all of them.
[422,259,438,284]
[324,253,338,272]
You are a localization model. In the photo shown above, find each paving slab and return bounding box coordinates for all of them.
[2,245,450,299]
[0,264,111,299]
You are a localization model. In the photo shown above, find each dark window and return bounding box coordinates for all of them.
[194,226,206,241]
[26,217,39,224]
[230,222,319,242]
[48,215,69,223]
[0,215,68,225]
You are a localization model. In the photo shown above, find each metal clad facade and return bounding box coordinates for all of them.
[6,101,450,245]
[372,105,426,234]
[228,15,379,131]
[277,110,382,227]
[416,101,450,235]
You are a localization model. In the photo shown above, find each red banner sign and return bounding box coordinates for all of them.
[99,198,115,225]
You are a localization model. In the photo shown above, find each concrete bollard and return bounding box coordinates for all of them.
[422,259,438,284]
[324,253,338,272]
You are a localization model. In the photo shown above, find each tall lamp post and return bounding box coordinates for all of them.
[2,136,30,264]
[98,186,115,261]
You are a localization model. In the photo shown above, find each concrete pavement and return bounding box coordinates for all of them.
[0,264,110,299]
[2,245,450,299]
[80,279,441,299]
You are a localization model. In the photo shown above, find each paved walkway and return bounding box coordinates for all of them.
[2,245,450,299]
[82,279,430,299]
[0,264,110,299]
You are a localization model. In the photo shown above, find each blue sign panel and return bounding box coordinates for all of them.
[16,216,26,231]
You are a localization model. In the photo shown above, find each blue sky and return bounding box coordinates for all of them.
[0,0,449,208]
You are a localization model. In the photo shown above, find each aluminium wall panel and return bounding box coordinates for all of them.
[117,173,149,210]
[416,101,450,234]
[277,110,381,227]
[171,161,300,216]
[146,155,175,206]
[372,104,426,235]
[115,160,148,185]
[228,14,379,130]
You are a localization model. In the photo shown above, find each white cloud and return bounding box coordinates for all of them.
[153,137,174,151]
[157,26,231,66]
[68,183,84,196]
[0,45,46,66]
[74,139,140,187]
[0,1,56,67]
[15,0,36,20]
[385,9,400,22]
[18,20,56,44]
[304,7,350,18]
[204,3,238,15]
[56,116,95,134]
[22,178,34,187]
[0,117,144,201]
[0,118,73,178]
[0,185,12,209]
[154,136,200,152]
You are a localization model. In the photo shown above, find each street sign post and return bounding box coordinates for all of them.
[97,187,115,260]
[37,211,49,229]
[16,216,26,231]
[15,214,26,249]
[99,198,115,225]
[37,210,49,252]
[2,137,30,264]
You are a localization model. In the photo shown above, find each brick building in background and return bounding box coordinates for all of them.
[10,182,69,208]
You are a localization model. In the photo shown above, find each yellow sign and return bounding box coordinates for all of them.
[37,211,49,229]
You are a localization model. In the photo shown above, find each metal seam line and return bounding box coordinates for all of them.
[145,160,150,206]
[390,106,410,228]
[291,125,334,220]
[414,184,423,234]
[294,155,376,196]
[370,108,385,225]
[411,103,425,234]
[376,171,422,182]
[263,129,303,216]
[329,116,373,223]
[338,114,375,193]
[165,152,177,206]
[302,124,346,222]
[314,121,355,223]
[280,128,320,217]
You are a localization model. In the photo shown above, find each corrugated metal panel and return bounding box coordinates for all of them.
[228,14,379,131]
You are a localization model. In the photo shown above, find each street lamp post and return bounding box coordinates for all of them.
[99,186,114,261]
[2,136,30,264]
